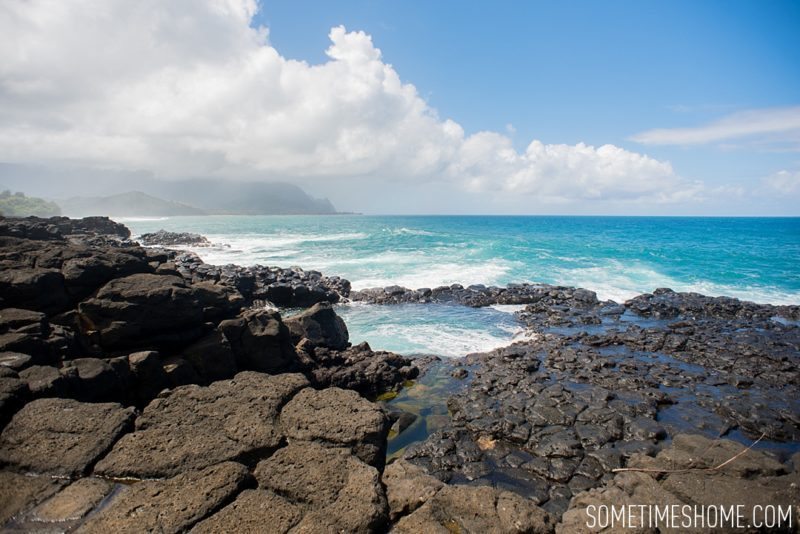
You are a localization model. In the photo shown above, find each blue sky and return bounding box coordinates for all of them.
[257,0,800,199]
[1,0,799,214]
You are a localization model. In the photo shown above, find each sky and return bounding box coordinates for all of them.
[1,0,799,215]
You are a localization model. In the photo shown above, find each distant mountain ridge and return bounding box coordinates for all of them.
[57,181,337,217]
[148,180,336,215]
[60,191,206,217]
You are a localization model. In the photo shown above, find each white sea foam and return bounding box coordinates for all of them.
[548,260,800,305]
[360,323,529,358]
[384,227,441,237]
[351,259,519,291]
[117,216,170,222]
[489,304,529,313]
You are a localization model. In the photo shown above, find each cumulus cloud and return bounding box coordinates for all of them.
[0,0,688,202]
[763,170,800,194]
[631,106,800,149]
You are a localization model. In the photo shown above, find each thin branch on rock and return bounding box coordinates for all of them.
[611,432,766,474]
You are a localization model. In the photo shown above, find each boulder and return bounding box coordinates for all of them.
[279,386,389,468]
[218,309,298,373]
[0,398,135,477]
[61,357,130,403]
[304,341,418,397]
[77,273,242,351]
[0,332,53,365]
[78,462,253,534]
[254,442,388,533]
[138,230,210,247]
[18,365,72,398]
[94,372,309,478]
[0,267,69,315]
[162,356,201,388]
[59,251,151,301]
[127,351,169,405]
[179,330,238,384]
[0,376,30,429]
[0,308,48,335]
[383,458,445,521]
[284,302,349,350]
[0,352,33,372]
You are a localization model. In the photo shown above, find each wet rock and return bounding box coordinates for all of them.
[174,253,350,307]
[303,341,418,397]
[0,471,66,524]
[0,352,32,372]
[95,372,309,478]
[191,489,303,534]
[253,442,388,534]
[391,411,419,435]
[25,477,113,526]
[284,302,349,349]
[138,229,211,247]
[0,398,135,477]
[393,485,554,534]
[78,462,253,534]
[279,386,390,468]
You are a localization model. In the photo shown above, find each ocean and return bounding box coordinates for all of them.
[123,215,800,358]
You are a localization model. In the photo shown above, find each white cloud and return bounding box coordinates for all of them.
[0,0,690,203]
[631,106,800,147]
[763,170,800,194]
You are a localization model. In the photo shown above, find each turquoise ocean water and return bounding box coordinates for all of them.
[124,215,800,358]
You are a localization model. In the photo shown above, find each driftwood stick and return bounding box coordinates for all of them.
[610,432,766,474]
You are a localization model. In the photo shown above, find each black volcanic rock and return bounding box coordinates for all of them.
[301,341,418,398]
[284,302,349,350]
[77,273,243,352]
[218,309,297,373]
[138,229,210,247]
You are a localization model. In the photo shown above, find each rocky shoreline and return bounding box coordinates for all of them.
[1,215,799,532]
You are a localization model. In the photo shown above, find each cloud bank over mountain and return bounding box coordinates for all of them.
[0,0,699,209]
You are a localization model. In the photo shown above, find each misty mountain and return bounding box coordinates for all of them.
[146,180,337,215]
[60,191,206,217]
[0,165,339,216]
[0,190,61,217]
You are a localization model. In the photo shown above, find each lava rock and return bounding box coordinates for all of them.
[94,372,309,478]
[0,398,135,477]
[284,302,349,350]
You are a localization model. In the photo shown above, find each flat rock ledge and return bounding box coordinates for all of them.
[0,398,135,477]
[558,433,800,533]
[94,372,311,478]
